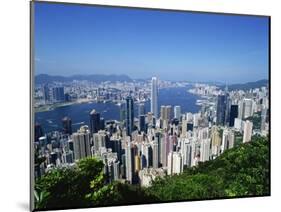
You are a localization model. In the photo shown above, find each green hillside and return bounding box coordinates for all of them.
[146,135,270,201]
[34,135,269,210]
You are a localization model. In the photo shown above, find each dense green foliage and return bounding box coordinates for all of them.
[146,136,269,200]
[35,136,269,210]
[35,157,152,210]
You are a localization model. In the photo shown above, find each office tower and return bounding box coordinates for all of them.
[243,120,253,143]
[93,130,108,153]
[135,155,141,172]
[160,135,167,167]
[35,123,44,142]
[174,105,181,120]
[151,77,158,118]
[139,115,146,132]
[180,138,192,167]
[138,103,145,116]
[152,141,159,168]
[221,129,235,153]
[238,100,244,119]
[62,116,72,135]
[42,84,50,104]
[90,109,100,134]
[200,139,211,162]
[167,152,173,175]
[99,118,105,130]
[187,123,193,132]
[216,95,227,125]
[160,105,172,122]
[125,140,137,184]
[181,118,188,137]
[52,86,65,102]
[107,138,122,162]
[167,152,183,175]
[193,113,200,127]
[119,102,126,123]
[211,126,221,156]
[140,154,147,169]
[102,152,119,183]
[62,151,74,164]
[234,118,242,131]
[142,143,152,167]
[72,125,91,160]
[229,105,238,127]
[243,99,253,119]
[125,96,134,136]
[261,108,269,133]
[108,159,120,182]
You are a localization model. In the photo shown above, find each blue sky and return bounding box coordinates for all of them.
[34,2,269,83]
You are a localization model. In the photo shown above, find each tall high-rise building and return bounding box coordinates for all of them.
[93,130,108,154]
[90,109,100,134]
[261,108,269,132]
[62,116,72,135]
[151,77,158,118]
[211,126,221,156]
[174,105,181,120]
[139,115,146,132]
[243,120,253,143]
[125,96,134,136]
[229,105,238,127]
[52,87,65,102]
[216,95,227,125]
[243,99,253,119]
[72,125,91,160]
[221,129,234,152]
[167,152,183,175]
[180,138,192,167]
[152,141,159,168]
[200,139,211,162]
[42,84,50,104]
[35,123,44,142]
[138,103,145,116]
[160,105,172,122]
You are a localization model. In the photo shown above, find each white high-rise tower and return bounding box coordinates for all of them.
[151,77,158,118]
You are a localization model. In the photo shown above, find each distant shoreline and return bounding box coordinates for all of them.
[35,99,100,113]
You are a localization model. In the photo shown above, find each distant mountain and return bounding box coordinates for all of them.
[220,79,269,91]
[35,74,132,84]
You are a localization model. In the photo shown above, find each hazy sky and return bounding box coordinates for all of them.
[34,2,269,83]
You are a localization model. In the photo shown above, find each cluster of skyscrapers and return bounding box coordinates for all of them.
[34,77,269,187]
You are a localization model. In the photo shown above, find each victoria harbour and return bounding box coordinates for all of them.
[35,86,200,133]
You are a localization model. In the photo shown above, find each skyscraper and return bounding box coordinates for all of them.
[151,77,158,118]
[72,125,91,160]
[167,152,183,175]
[139,115,146,132]
[152,141,159,168]
[42,84,50,104]
[52,86,65,102]
[243,120,253,143]
[229,105,238,127]
[125,96,134,136]
[174,105,181,120]
[90,109,100,134]
[35,123,44,142]
[138,103,145,116]
[216,95,227,126]
[243,99,253,119]
[62,116,72,135]
[221,129,234,152]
